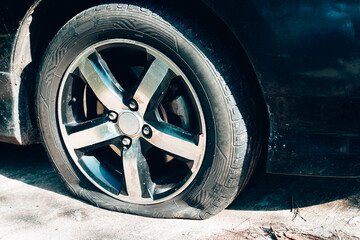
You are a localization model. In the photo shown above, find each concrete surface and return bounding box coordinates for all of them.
[0,143,360,240]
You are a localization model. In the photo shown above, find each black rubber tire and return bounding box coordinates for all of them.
[36,1,259,219]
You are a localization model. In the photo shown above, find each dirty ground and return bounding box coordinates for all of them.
[0,143,359,240]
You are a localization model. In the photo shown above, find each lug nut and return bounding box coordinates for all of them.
[122,137,131,147]
[142,125,152,137]
[129,99,138,111]
[108,112,118,122]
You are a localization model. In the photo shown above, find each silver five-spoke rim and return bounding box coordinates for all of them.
[57,39,206,204]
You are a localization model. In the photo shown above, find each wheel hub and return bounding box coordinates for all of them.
[117,111,141,136]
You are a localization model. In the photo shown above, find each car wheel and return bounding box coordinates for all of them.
[36,2,257,219]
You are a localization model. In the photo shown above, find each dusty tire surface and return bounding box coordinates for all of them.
[36,1,261,219]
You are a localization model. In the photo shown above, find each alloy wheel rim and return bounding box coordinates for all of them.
[57,39,206,204]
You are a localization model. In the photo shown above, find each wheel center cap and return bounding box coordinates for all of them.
[117,111,141,136]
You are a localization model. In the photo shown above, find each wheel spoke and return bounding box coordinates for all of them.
[133,58,174,117]
[65,118,121,150]
[122,139,154,200]
[144,122,205,166]
[78,50,125,112]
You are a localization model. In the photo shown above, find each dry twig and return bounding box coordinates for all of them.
[291,198,307,222]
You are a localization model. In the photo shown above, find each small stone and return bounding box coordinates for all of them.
[73,210,82,221]
[348,216,360,224]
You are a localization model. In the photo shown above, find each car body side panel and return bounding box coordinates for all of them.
[0,6,16,143]
[0,73,18,144]
[0,0,35,72]
[0,29,12,73]
[0,0,39,145]
[203,0,360,176]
